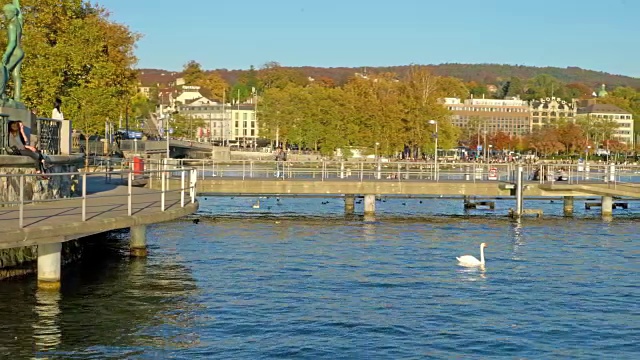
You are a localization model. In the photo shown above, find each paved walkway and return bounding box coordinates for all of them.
[0,177,198,249]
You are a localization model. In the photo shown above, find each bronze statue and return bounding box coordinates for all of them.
[1,0,23,106]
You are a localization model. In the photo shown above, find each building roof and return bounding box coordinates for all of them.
[578,103,631,115]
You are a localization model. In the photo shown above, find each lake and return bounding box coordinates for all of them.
[0,197,638,359]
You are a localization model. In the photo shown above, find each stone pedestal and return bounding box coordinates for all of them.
[0,106,35,141]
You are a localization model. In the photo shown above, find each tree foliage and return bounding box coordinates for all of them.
[8,0,139,134]
[258,66,460,156]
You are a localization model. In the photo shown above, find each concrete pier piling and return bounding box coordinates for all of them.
[601,196,613,218]
[364,194,376,216]
[37,242,62,290]
[344,195,355,215]
[563,196,574,217]
[130,225,148,257]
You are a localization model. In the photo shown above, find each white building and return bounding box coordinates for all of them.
[577,103,634,145]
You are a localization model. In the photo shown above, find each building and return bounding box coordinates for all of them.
[577,103,634,145]
[176,98,258,146]
[529,97,578,128]
[443,96,531,136]
[137,86,152,98]
[230,104,259,147]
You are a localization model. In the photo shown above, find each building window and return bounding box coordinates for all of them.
[235,121,239,128]
[243,129,247,136]
[251,129,255,136]
[235,129,239,136]
[251,113,255,120]
[235,113,239,120]
[251,121,255,128]
[243,121,247,128]
[243,113,248,120]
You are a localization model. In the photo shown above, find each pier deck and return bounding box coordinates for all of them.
[0,180,197,249]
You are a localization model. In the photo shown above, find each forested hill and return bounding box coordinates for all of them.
[138,63,640,89]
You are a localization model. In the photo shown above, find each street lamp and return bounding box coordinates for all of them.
[428,120,438,180]
[375,142,379,160]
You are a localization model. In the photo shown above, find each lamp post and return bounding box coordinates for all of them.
[375,142,379,160]
[165,113,171,159]
[428,120,438,180]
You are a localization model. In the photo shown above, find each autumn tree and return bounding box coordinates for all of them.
[257,62,308,90]
[8,0,139,134]
[197,72,229,101]
[556,122,585,154]
[182,60,204,84]
[435,76,469,99]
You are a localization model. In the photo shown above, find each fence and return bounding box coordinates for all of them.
[138,159,640,186]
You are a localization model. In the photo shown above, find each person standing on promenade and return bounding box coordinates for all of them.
[52,98,64,120]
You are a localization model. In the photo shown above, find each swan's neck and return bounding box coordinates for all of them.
[480,246,485,264]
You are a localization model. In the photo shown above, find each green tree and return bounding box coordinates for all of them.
[8,0,139,134]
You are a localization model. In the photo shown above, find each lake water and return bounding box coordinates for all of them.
[0,197,639,359]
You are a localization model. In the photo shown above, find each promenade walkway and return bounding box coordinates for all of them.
[0,172,198,289]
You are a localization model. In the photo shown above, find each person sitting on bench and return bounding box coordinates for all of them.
[6,120,48,175]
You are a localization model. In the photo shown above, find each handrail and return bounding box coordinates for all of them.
[133,158,640,185]
[0,167,198,229]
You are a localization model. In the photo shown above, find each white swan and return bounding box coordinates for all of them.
[252,199,260,209]
[457,243,487,267]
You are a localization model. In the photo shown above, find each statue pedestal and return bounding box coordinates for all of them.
[0,106,36,142]
[0,106,72,155]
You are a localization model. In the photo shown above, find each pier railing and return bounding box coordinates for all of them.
[135,159,640,187]
[0,167,198,229]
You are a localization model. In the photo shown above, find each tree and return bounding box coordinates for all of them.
[525,74,566,100]
[197,72,228,101]
[169,113,204,138]
[257,61,308,91]
[525,127,564,156]
[503,77,524,98]
[556,122,585,154]
[566,82,593,99]
[182,60,204,84]
[7,0,139,133]
[435,76,468,99]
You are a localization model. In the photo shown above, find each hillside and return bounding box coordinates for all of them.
[137,63,640,89]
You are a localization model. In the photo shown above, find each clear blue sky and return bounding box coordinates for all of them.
[107,0,639,77]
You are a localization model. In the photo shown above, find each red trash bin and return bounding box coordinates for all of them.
[133,156,144,175]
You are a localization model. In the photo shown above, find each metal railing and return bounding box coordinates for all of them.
[138,159,640,186]
[36,118,62,155]
[0,167,197,229]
